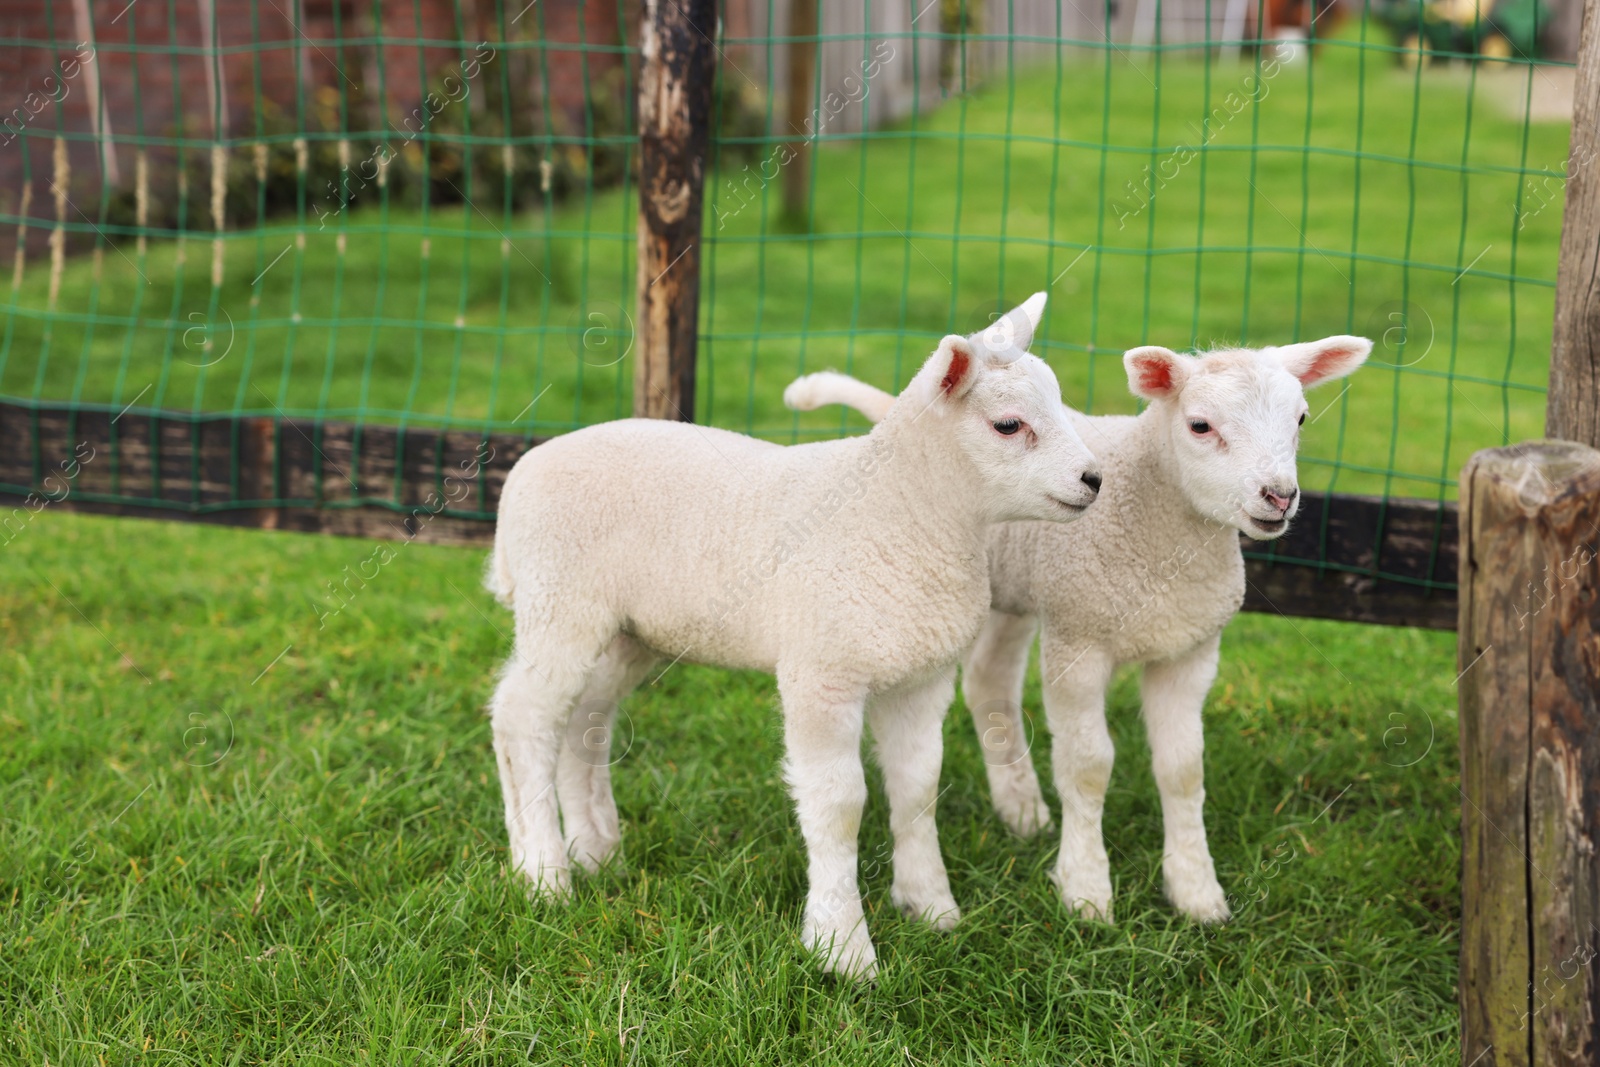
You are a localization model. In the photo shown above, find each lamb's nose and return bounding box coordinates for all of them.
[1261,486,1298,513]
[1081,470,1103,495]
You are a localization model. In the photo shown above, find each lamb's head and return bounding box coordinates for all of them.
[1123,335,1371,540]
[901,292,1102,523]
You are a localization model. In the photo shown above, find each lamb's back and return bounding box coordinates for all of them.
[496,420,882,670]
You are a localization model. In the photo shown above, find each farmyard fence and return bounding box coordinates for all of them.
[0,0,1575,630]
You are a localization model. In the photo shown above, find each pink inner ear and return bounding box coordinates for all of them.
[1132,355,1173,395]
[1300,345,1356,386]
[941,347,971,395]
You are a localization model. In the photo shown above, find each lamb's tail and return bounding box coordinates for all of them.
[484,534,515,608]
[782,371,897,424]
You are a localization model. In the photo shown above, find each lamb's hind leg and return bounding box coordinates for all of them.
[1142,635,1229,923]
[870,675,960,930]
[780,670,875,981]
[490,628,607,899]
[962,611,1049,836]
[556,634,658,873]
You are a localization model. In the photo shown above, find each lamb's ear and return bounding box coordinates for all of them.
[1275,335,1372,388]
[974,291,1047,357]
[1124,346,1188,400]
[929,334,978,399]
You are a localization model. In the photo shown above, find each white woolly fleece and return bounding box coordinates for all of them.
[783,335,1371,925]
[485,295,1102,980]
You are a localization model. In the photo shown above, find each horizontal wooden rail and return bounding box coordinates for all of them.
[1241,490,1458,630]
[0,399,538,547]
[1,399,1459,628]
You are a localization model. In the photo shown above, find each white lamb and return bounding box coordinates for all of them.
[782,334,1370,923]
[485,294,1102,979]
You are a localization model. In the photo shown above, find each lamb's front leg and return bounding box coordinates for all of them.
[1142,635,1229,923]
[1039,638,1117,922]
[780,672,875,981]
[869,675,959,930]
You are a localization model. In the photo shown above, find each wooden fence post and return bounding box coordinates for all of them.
[1459,442,1600,1067]
[635,0,716,421]
[1550,0,1600,449]
[782,0,817,224]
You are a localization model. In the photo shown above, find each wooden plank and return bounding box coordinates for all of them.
[634,0,717,421]
[1458,441,1600,1067]
[1241,491,1458,630]
[0,400,533,548]
[1548,0,1600,449]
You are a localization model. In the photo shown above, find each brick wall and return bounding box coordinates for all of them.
[0,0,627,246]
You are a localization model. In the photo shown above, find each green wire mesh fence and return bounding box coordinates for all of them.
[0,0,1576,624]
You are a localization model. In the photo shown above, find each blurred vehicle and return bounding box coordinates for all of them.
[1373,0,1551,62]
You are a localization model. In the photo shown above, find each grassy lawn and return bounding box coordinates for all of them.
[0,33,1569,500]
[1,511,1459,1063]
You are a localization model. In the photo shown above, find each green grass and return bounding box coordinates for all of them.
[1,511,1461,1063]
[0,34,1572,500]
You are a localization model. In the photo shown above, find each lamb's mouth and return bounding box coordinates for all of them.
[1049,496,1088,514]
[1248,515,1287,535]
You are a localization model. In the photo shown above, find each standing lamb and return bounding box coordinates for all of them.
[782,335,1370,923]
[486,295,1102,979]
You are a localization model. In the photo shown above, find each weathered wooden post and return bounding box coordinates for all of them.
[782,0,817,224]
[634,0,716,421]
[1549,0,1600,451]
[1459,443,1600,1066]
[1460,0,1600,1060]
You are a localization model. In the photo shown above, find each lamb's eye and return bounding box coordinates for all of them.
[1298,412,1307,426]
[993,419,1022,436]
[1188,419,1211,435]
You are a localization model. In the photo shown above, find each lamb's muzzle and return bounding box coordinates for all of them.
[1260,486,1297,513]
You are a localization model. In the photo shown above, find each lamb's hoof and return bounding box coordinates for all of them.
[565,833,621,875]
[987,767,1052,838]
[512,857,572,900]
[803,921,879,982]
[1166,870,1231,925]
[995,792,1053,838]
[1053,869,1114,924]
[892,884,961,931]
